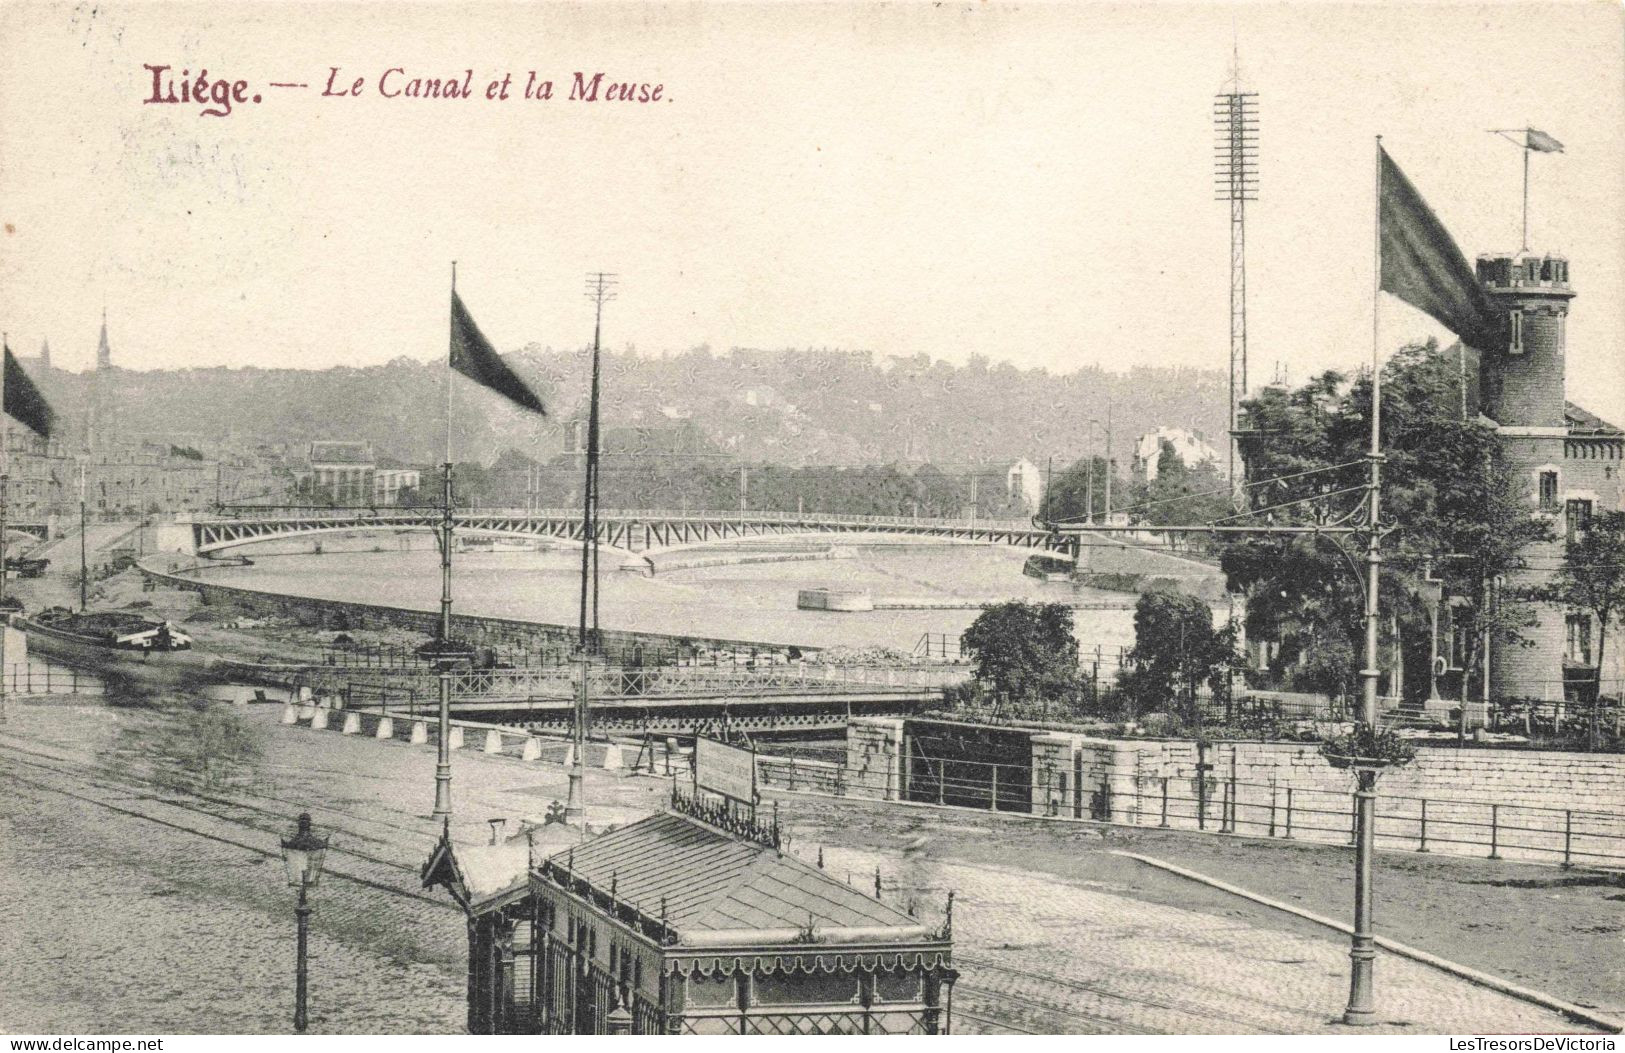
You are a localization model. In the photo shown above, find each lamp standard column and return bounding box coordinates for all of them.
[294,881,311,1032]
[77,459,88,612]
[433,461,453,821]
[1345,135,1386,1026]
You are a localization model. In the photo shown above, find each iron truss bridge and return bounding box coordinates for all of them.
[257,662,958,736]
[182,506,1068,558]
[289,662,969,705]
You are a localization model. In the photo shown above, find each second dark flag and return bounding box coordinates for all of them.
[1378,146,1501,352]
[449,290,547,416]
[3,341,55,439]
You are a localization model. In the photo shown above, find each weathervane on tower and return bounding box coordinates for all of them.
[1489,127,1564,252]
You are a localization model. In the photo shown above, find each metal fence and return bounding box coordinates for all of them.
[2,660,106,696]
[747,747,1625,869]
[193,505,1039,531]
[343,663,961,708]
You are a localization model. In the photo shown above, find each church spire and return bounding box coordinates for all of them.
[96,308,111,369]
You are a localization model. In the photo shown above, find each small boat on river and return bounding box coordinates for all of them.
[18,607,217,689]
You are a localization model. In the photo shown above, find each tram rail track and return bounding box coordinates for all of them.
[0,737,435,871]
[0,741,451,908]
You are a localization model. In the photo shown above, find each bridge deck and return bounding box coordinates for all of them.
[183,506,1065,557]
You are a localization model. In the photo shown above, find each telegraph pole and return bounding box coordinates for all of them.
[568,272,616,825]
[1215,47,1258,506]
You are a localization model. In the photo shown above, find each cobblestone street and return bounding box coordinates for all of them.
[1,695,1614,1034]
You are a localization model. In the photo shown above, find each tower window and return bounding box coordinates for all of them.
[1538,471,1559,511]
[1508,311,1524,355]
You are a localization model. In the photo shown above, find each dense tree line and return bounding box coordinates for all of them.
[1225,340,1549,704]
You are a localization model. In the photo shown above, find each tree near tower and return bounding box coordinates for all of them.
[1519,510,1625,748]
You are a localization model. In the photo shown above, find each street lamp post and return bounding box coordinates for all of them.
[1344,137,1392,1026]
[76,458,88,611]
[1423,558,1443,704]
[565,646,590,823]
[433,464,454,822]
[279,812,330,1033]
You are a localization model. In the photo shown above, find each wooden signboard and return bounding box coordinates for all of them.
[694,736,758,807]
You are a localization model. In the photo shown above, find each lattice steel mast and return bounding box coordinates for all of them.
[1215,50,1257,500]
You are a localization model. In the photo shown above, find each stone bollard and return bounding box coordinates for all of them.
[522,737,542,762]
[600,743,623,770]
[311,708,329,731]
[281,703,299,725]
[341,712,361,735]
[331,695,345,711]
[410,721,429,745]
[298,704,316,722]
[484,729,504,754]
[447,726,463,750]
[375,716,395,740]
[298,686,314,702]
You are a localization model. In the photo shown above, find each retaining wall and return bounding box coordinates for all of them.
[830,718,1625,867]
[1079,738,1625,866]
[140,558,818,660]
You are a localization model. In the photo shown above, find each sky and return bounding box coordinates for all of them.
[1,1,1621,420]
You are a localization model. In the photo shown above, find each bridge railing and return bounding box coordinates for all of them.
[192,506,1042,532]
[437,663,968,700]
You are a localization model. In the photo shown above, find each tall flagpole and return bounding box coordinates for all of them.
[432,262,456,822]
[1522,130,1530,251]
[1490,128,1551,253]
[1344,134,1386,1026]
[567,273,614,824]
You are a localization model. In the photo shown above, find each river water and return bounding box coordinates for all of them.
[200,539,1137,655]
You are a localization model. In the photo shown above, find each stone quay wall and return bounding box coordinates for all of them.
[139,558,818,662]
[828,718,1625,868]
[1066,737,1625,866]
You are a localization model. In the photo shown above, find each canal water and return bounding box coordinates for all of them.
[200,540,1139,654]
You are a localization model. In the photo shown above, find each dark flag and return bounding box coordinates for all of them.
[1525,129,1563,153]
[449,290,547,416]
[3,340,54,439]
[1379,146,1501,350]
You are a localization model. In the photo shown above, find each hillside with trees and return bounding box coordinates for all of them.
[28,345,1227,476]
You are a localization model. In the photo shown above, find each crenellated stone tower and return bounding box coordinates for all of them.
[1476,250,1574,703]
